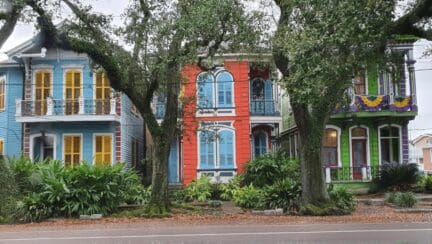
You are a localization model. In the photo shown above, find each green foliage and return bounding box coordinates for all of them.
[243,152,300,187]
[7,156,41,194]
[417,176,432,193]
[264,179,301,212]
[386,192,417,208]
[184,176,212,202]
[378,163,419,191]
[14,161,147,222]
[328,185,356,214]
[220,175,243,200]
[232,184,265,209]
[300,185,356,216]
[0,158,19,223]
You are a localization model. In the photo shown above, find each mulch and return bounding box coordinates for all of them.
[1,203,432,232]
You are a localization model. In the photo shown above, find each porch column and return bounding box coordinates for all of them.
[361,167,367,181]
[110,98,116,115]
[15,99,21,116]
[78,96,84,115]
[407,49,417,107]
[46,97,53,115]
[325,167,331,183]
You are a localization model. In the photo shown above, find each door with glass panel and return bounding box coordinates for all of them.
[351,127,368,180]
[95,72,111,114]
[64,135,81,167]
[65,70,81,115]
[34,70,51,115]
[94,135,112,166]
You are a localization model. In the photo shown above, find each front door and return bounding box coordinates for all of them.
[352,139,367,180]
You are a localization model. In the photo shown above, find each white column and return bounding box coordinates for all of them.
[325,167,331,183]
[15,99,21,116]
[78,96,84,115]
[362,167,367,181]
[110,98,116,115]
[46,97,53,115]
[407,49,417,106]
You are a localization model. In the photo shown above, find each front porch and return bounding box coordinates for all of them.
[324,165,381,183]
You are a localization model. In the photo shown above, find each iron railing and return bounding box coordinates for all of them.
[250,100,279,116]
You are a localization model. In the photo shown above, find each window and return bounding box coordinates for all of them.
[197,70,234,110]
[251,79,265,100]
[95,72,111,115]
[0,76,5,112]
[0,138,4,155]
[322,128,339,167]
[65,70,82,115]
[64,135,81,167]
[94,135,112,166]
[254,131,267,158]
[353,70,367,95]
[351,127,368,180]
[199,128,235,170]
[380,125,401,164]
[34,70,52,115]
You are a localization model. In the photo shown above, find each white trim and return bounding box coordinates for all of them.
[378,124,403,165]
[92,133,115,166]
[349,125,371,169]
[29,133,57,161]
[61,64,85,69]
[62,133,83,165]
[32,64,54,69]
[16,114,120,123]
[325,125,342,167]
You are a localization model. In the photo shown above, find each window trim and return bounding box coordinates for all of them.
[93,71,113,115]
[29,133,57,161]
[378,124,403,165]
[62,133,83,167]
[252,130,268,159]
[92,133,114,166]
[197,125,237,171]
[323,125,342,167]
[0,74,6,112]
[353,69,369,96]
[349,125,371,169]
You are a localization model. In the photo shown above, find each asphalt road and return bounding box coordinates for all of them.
[1,222,432,243]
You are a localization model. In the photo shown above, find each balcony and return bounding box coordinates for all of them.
[15,97,120,123]
[324,166,381,183]
[250,100,280,116]
[332,94,417,119]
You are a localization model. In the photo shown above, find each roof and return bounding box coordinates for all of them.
[412,134,432,145]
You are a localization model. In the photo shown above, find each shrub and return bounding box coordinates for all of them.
[232,184,265,209]
[243,152,300,187]
[264,179,301,212]
[7,157,41,194]
[184,176,212,202]
[16,161,146,221]
[220,175,242,200]
[328,185,356,214]
[378,163,419,191]
[0,158,19,223]
[417,176,432,193]
[386,192,417,208]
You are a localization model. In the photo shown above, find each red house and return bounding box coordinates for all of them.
[161,55,282,185]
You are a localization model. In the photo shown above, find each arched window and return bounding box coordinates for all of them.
[322,128,339,167]
[379,125,401,164]
[198,127,235,170]
[216,71,233,108]
[197,72,214,108]
[254,131,267,158]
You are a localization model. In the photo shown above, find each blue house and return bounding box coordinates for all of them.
[0,35,145,166]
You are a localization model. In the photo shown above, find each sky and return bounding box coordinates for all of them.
[0,0,431,140]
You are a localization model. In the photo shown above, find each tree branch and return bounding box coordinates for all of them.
[392,0,432,40]
[0,3,24,49]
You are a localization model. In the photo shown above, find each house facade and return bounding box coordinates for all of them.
[0,36,144,166]
[158,56,282,184]
[280,41,418,183]
[410,134,432,173]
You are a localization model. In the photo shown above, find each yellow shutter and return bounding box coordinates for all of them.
[34,70,51,115]
[0,78,5,111]
[94,135,112,166]
[65,70,81,115]
[0,139,4,155]
[64,135,81,167]
[95,72,111,114]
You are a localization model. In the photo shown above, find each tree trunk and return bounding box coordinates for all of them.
[149,136,171,212]
[298,125,329,204]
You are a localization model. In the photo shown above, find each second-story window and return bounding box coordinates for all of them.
[65,70,82,115]
[197,70,234,110]
[34,70,52,115]
[0,76,5,112]
[95,72,111,115]
[353,70,367,95]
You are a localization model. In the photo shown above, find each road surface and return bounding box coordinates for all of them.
[1,222,432,243]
